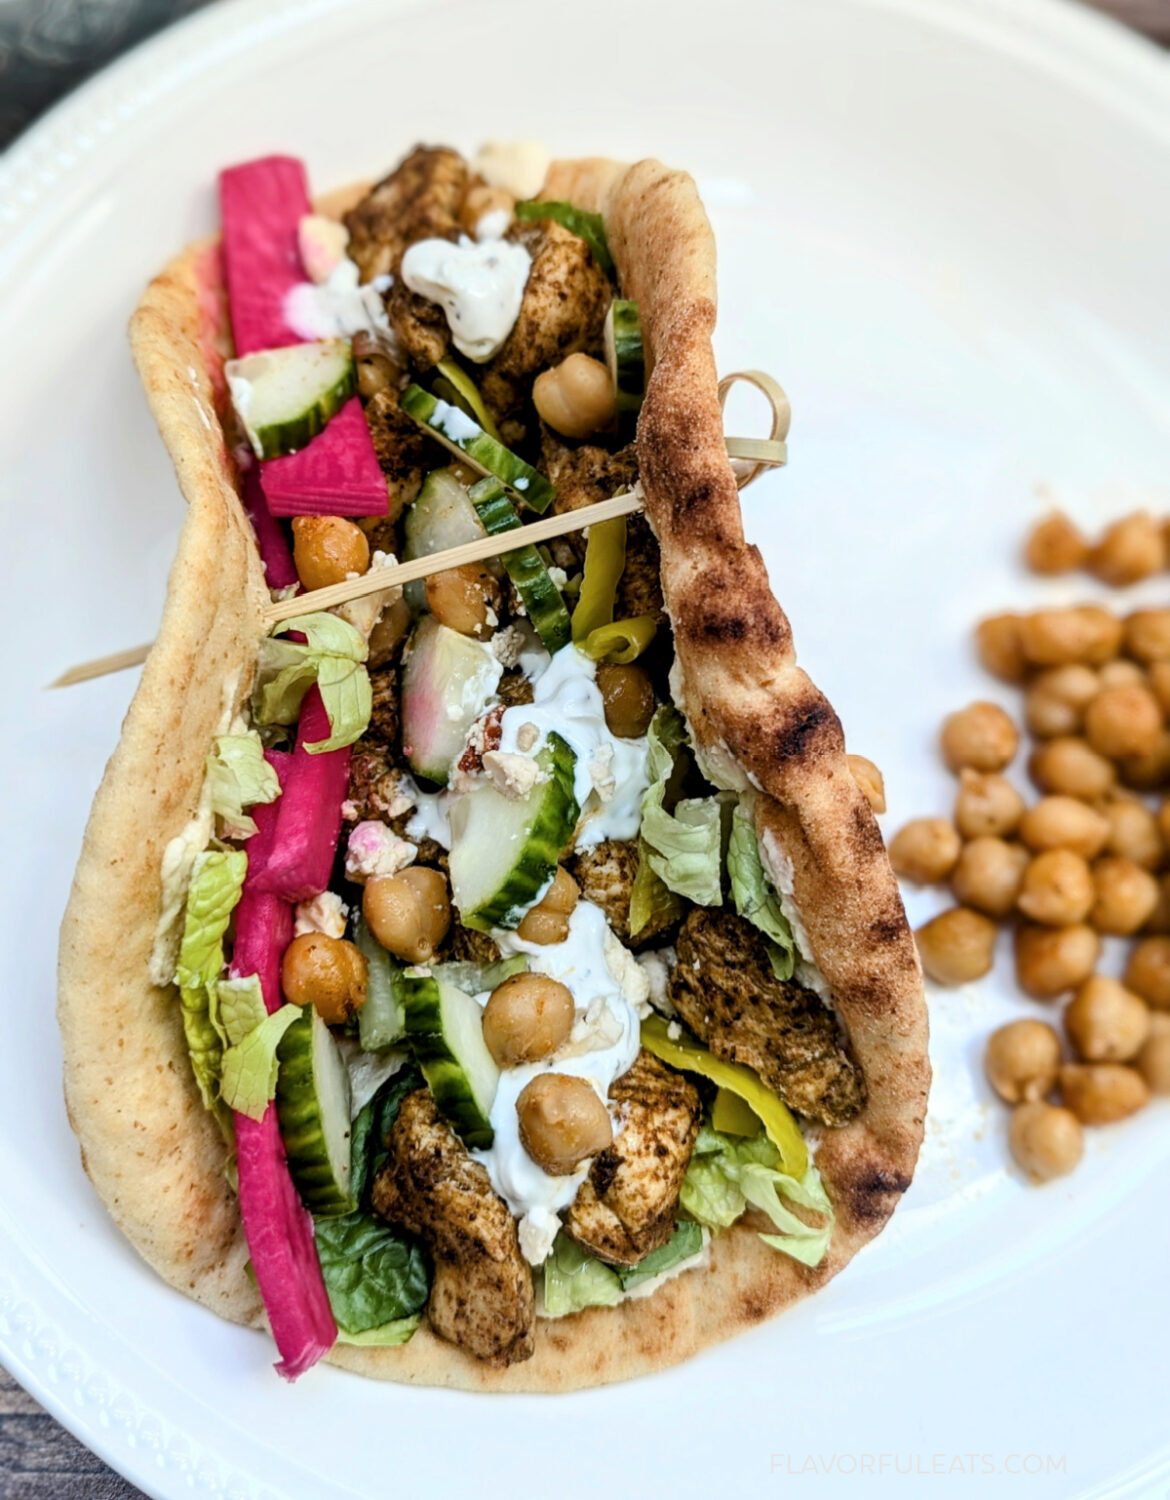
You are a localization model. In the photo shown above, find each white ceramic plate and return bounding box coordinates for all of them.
[1,0,1168,1495]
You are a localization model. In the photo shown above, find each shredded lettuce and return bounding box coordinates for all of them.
[541,1222,705,1316]
[614,1220,704,1291]
[253,611,371,754]
[173,850,247,1115]
[335,1315,423,1347]
[639,706,723,907]
[514,200,615,278]
[681,1125,834,1268]
[219,1004,301,1121]
[212,973,268,1047]
[204,732,280,837]
[727,805,797,980]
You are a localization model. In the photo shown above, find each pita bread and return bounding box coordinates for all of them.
[58,158,929,1391]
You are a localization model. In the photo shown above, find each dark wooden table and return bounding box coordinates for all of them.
[2,0,1166,1495]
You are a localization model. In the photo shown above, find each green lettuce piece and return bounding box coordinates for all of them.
[727,806,797,980]
[204,732,280,837]
[253,611,372,754]
[179,987,229,1117]
[212,973,268,1047]
[336,1314,422,1347]
[615,1220,704,1291]
[173,850,247,1115]
[639,706,723,907]
[514,200,615,277]
[314,1213,430,1337]
[629,836,685,938]
[218,1004,301,1121]
[681,1125,834,1268]
[541,1234,623,1316]
[349,1066,423,1204]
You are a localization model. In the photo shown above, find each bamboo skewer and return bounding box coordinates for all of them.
[50,642,156,688]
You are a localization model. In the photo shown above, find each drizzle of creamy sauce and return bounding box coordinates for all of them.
[472,900,643,1265]
[400,235,531,363]
[284,258,394,344]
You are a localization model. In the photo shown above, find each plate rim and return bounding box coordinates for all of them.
[2,0,1168,1496]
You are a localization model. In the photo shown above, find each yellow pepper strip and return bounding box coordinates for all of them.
[583,615,658,664]
[571,515,626,643]
[641,1015,808,1179]
[434,358,500,440]
[711,1087,763,1138]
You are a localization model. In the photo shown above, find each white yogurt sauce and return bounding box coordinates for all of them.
[497,645,650,849]
[400,234,531,363]
[472,899,643,1265]
[284,258,394,344]
[405,786,453,850]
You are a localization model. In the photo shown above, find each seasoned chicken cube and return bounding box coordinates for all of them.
[540,435,639,557]
[563,1050,701,1266]
[480,220,611,422]
[386,276,450,370]
[344,145,468,281]
[567,840,681,949]
[445,923,503,968]
[373,1089,535,1365]
[366,662,399,744]
[615,514,666,626]
[669,910,866,1127]
[364,389,430,517]
[345,742,406,822]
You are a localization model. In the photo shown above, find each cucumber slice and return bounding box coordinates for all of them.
[227,338,356,460]
[467,478,571,653]
[433,954,529,994]
[400,615,502,786]
[400,385,556,513]
[449,734,580,931]
[433,358,500,440]
[353,915,406,1051]
[400,974,500,1147]
[604,300,644,440]
[403,467,486,562]
[275,1006,355,1217]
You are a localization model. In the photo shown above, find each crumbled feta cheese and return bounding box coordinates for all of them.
[667,1020,682,1041]
[490,624,528,668]
[518,1207,561,1266]
[515,721,540,753]
[481,750,540,800]
[339,551,401,640]
[475,208,511,242]
[295,891,349,939]
[636,948,677,1016]
[344,821,417,883]
[602,928,651,1017]
[589,744,616,804]
[548,565,568,589]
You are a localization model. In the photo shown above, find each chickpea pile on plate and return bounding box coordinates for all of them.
[892,508,1170,1185]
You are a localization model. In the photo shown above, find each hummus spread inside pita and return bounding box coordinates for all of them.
[58,144,929,1391]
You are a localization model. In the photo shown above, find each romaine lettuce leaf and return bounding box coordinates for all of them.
[727,805,796,980]
[213,973,268,1047]
[628,835,684,938]
[614,1220,704,1291]
[219,1003,301,1121]
[541,1233,623,1316]
[314,1214,429,1337]
[253,611,372,754]
[173,850,248,1116]
[204,732,280,837]
[336,1314,422,1347]
[349,1065,423,1205]
[639,706,723,907]
[681,1125,834,1268]
[514,200,615,277]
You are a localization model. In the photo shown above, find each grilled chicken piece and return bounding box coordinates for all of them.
[373,1089,535,1365]
[496,668,535,708]
[615,514,666,627]
[567,840,681,950]
[344,145,467,282]
[386,276,450,370]
[366,663,399,744]
[669,909,866,1127]
[563,1050,701,1266]
[543,435,639,546]
[364,389,430,517]
[445,923,503,968]
[480,220,611,423]
[345,742,407,821]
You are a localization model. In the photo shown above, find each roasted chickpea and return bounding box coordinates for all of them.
[975,613,1028,684]
[425,562,499,637]
[1059,1062,1149,1123]
[596,663,655,740]
[1083,683,1163,760]
[847,754,886,814]
[367,596,412,668]
[1136,1019,1170,1094]
[915,907,998,986]
[1125,936,1170,1009]
[1148,661,1170,716]
[1023,510,1088,575]
[1028,737,1116,801]
[1015,922,1100,1000]
[1016,849,1094,926]
[1143,873,1170,935]
[280,933,368,1025]
[1018,796,1110,860]
[1117,730,1170,791]
[1097,659,1147,689]
[1008,1101,1084,1182]
[516,866,579,945]
[458,178,513,236]
[291,515,370,592]
[1017,606,1122,668]
[362,866,451,964]
[951,838,1029,919]
[1064,975,1149,1063]
[482,974,574,1067]
[516,1073,613,1175]
[940,701,1018,773]
[1024,665,1098,740]
[954,769,1025,839]
[1090,856,1160,935]
[1102,795,1162,870]
[355,349,395,401]
[1088,510,1166,586]
[533,353,616,440]
[888,818,962,884]
[984,1019,1062,1103]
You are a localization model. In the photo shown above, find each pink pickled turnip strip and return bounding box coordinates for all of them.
[260,398,389,519]
[248,689,349,901]
[235,1109,338,1380]
[242,468,299,591]
[219,154,387,519]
